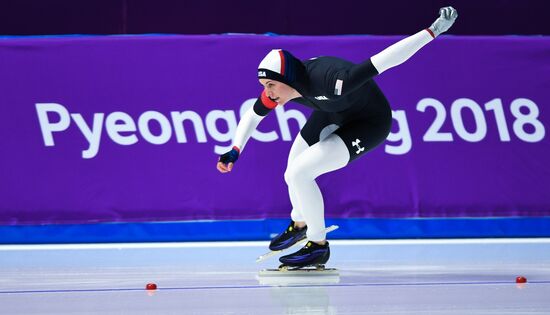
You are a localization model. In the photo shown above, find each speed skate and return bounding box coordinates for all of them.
[256,225,339,262]
[257,225,339,278]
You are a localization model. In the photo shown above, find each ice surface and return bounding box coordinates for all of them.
[1,239,549,314]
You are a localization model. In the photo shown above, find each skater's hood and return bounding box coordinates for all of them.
[258,49,308,93]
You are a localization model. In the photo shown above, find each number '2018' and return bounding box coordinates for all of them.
[417,98,545,143]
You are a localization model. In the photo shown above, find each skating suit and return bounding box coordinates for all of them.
[253,56,392,161]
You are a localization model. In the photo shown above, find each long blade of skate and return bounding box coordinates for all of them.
[255,225,339,263]
[258,268,339,277]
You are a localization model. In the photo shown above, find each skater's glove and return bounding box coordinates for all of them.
[217,146,240,173]
[429,6,458,37]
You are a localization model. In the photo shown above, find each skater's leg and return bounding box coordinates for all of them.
[286,111,336,227]
[284,133,350,242]
[286,133,310,225]
[267,134,312,251]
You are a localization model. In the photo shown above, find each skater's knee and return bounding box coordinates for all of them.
[284,163,312,186]
[287,148,322,183]
[284,166,298,186]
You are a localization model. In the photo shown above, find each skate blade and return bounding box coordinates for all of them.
[258,268,339,277]
[257,268,339,285]
[256,225,339,263]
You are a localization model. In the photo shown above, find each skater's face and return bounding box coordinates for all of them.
[259,79,297,105]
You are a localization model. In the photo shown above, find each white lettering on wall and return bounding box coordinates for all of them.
[35,97,545,159]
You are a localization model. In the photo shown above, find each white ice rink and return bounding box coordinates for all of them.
[1,238,550,314]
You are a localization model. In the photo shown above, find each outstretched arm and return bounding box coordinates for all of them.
[335,7,458,96]
[371,6,458,74]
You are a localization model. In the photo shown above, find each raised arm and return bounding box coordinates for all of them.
[371,6,458,73]
[336,7,458,96]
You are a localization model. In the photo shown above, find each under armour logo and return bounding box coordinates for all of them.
[352,139,365,154]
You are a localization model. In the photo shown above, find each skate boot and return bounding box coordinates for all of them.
[269,221,307,251]
[279,241,330,269]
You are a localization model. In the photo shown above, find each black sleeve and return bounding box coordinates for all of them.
[252,91,278,116]
[342,58,384,94]
[253,98,271,116]
[318,58,379,98]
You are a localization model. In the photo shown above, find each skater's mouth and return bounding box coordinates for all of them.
[269,96,279,102]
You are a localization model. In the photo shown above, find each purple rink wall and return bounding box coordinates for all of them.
[1,34,549,243]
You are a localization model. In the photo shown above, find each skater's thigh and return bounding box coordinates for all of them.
[287,133,310,167]
[299,111,340,147]
[288,110,341,171]
[334,114,392,162]
[286,133,349,181]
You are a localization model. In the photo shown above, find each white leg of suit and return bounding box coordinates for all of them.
[286,133,310,223]
[284,133,350,241]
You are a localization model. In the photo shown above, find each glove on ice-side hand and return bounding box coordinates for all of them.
[219,146,240,165]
